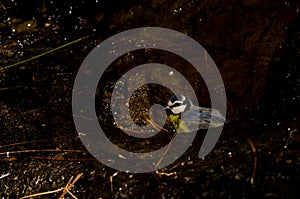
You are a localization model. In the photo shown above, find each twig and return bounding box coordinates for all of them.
[0,139,48,149]
[0,149,84,156]
[19,173,83,199]
[116,125,150,135]
[0,35,90,71]
[246,137,257,185]
[0,173,10,180]
[109,172,119,194]
[116,117,170,135]
[0,85,24,91]
[30,156,95,162]
[144,118,178,176]
[19,188,65,198]
[155,132,177,172]
[155,169,177,177]
[0,135,79,149]
[145,118,170,133]
[58,173,84,199]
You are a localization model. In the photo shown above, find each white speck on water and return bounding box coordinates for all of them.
[78,132,86,136]
[69,6,72,14]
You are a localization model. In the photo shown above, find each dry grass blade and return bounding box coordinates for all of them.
[144,118,177,175]
[0,149,85,156]
[247,137,257,185]
[19,188,65,198]
[19,173,83,199]
[0,139,48,149]
[144,118,170,133]
[116,117,170,135]
[58,173,83,199]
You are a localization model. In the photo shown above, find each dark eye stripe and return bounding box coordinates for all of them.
[168,100,184,105]
[169,102,182,108]
[170,94,185,103]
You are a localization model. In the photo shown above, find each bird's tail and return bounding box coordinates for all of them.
[199,107,226,128]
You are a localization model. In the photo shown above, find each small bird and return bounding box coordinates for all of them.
[164,94,225,133]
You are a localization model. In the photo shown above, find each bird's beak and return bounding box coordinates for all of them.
[164,106,170,110]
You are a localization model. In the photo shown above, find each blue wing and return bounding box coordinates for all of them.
[181,107,225,130]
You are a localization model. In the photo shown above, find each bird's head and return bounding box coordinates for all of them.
[164,94,188,115]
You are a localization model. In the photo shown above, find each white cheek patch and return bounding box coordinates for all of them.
[171,104,187,114]
[167,95,186,106]
[168,99,184,106]
[168,100,178,106]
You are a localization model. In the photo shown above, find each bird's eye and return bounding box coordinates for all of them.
[170,95,178,103]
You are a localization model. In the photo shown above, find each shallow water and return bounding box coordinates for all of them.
[0,1,299,198]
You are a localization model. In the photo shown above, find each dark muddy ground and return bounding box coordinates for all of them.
[0,1,299,198]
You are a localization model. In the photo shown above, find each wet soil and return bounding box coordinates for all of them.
[0,0,300,198]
